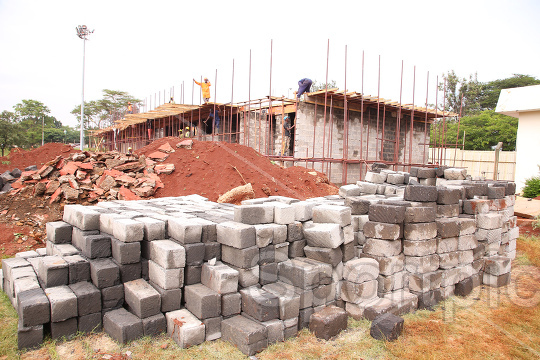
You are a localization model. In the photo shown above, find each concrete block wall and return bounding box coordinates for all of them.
[2,173,517,354]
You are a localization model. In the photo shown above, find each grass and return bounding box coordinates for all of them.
[2,236,539,359]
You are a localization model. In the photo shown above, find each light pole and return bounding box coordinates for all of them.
[76,25,94,150]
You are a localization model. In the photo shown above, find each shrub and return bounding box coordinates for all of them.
[522,175,540,198]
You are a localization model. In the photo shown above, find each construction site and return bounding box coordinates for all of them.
[0,46,538,360]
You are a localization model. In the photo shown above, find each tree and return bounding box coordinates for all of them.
[13,99,58,147]
[430,110,517,151]
[480,74,540,110]
[0,111,23,156]
[438,70,483,116]
[311,80,338,92]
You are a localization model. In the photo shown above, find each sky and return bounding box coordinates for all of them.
[1,0,539,128]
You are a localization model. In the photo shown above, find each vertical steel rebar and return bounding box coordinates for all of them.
[423,72,429,164]
[375,55,381,162]
[409,66,416,169]
[322,39,330,174]
[360,50,365,179]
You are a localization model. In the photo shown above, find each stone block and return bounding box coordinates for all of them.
[17,323,43,350]
[417,168,436,179]
[403,238,437,256]
[363,238,402,257]
[72,228,99,251]
[38,256,68,288]
[263,282,301,320]
[234,205,274,225]
[45,285,78,322]
[365,171,387,184]
[404,222,437,241]
[81,234,111,259]
[148,260,183,290]
[124,279,161,319]
[168,217,202,244]
[103,308,143,344]
[272,202,296,225]
[217,221,256,249]
[112,218,144,243]
[340,279,378,304]
[221,315,268,356]
[142,313,167,336]
[356,181,378,194]
[405,254,439,273]
[363,297,399,321]
[292,201,317,222]
[410,289,441,310]
[89,258,120,289]
[437,186,462,204]
[69,281,101,316]
[222,292,242,317]
[309,305,348,340]
[404,185,437,202]
[115,260,141,283]
[437,204,460,218]
[343,258,379,284]
[408,271,442,292]
[17,288,50,327]
[440,267,460,287]
[454,277,474,296]
[201,261,239,294]
[458,234,478,251]
[304,246,342,267]
[221,245,259,269]
[204,242,221,261]
[383,290,418,315]
[484,256,511,275]
[50,317,78,340]
[436,218,460,238]
[368,204,406,224]
[254,224,274,248]
[341,242,356,263]
[202,316,222,341]
[361,253,404,276]
[287,221,304,242]
[339,184,361,197]
[101,284,124,310]
[136,217,166,241]
[378,271,408,294]
[437,237,459,253]
[483,272,511,288]
[230,264,259,288]
[150,240,185,269]
[363,222,401,240]
[443,168,466,180]
[488,186,505,199]
[439,252,460,269]
[63,204,100,231]
[259,245,275,265]
[240,286,279,322]
[477,213,503,230]
[458,250,474,265]
[46,221,73,244]
[184,242,205,266]
[303,223,344,248]
[288,239,306,258]
[148,281,181,313]
[312,205,351,227]
[185,283,221,319]
[404,206,436,224]
[387,173,405,185]
[462,199,490,215]
[111,237,141,265]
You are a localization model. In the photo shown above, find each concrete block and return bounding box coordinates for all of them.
[437,204,460,218]
[417,168,436,179]
[454,277,474,296]
[443,168,466,180]
[90,258,120,289]
[339,184,361,197]
[234,205,274,224]
[112,218,144,243]
[150,240,185,269]
[148,260,183,290]
[420,178,437,186]
[262,318,284,344]
[383,290,418,315]
[167,217,202,244]
[222,292,242,317]
[312,205,351,226]
[292,201,317,222]
[184,242,205,266]
[99,213,130,236]
[363,221,401,240]
[440,267,460,287]
[403,238,437,256]
[217,221,256,249]
[47,243,79,257]
[462,199,490,215]
[404,185,438,202]
[38,256,68,288]
[341,242,356,263]
[115,260,141,283]
[343,258,379,284]
[408,271,442,292]
[13,277,41,305]
[124,279,161,318]
[304,246,342,267]
[346,197,376,216]
[221,245,259,269]
[259,245,275,265]
[488,186,505,199]
[439,252,460,269]
[184,284,221,319]
[287,221,304,242]
[17,288,50,327]
[405,254,439,273]
[288,239,306,258]
[230,264,259,288]
[46,221,73,244]
[72,228,99,251]
[63,204,100,231]
[50,317,78,340]
[221,315,268,356]
[356,181,378,194]
[17,323,43,350]
[240,286,279,321]
[340,279,378,304]
[363,297,399,321]
[81,234,111,259]
[69,281,101,316]
[436,218,460,238]
[101,284,124,310]
[262,282,301,320]
[363,238,402,257]
[404,222,437,241]
[484,256,511,275]
[378,271,408,294]
[103,308,143,344]
[437,186,462,204]
[204,242,221,261]
[309,305,347,340]
[477,213,503,230]
[303,223,344,248]
[410,289,442,309]
[368,204,406,224]
[458,250,474,265]
[254,224,274,248]
[387,173,405,185]
[202,316,222,341]
[259,263,278,285]
[483,272,511,287]
[272,202,296,225]
[111,237,141,265]
[45,285,78,322]
[148,281,181,313]
[458,234,478,250]
[278,259,321,290]
[136,217,166,241]
[365,172,387,184]
[201,261,239,294]
[142,313,166,336]
[361,253,405,276]
[437,237,459,253]
[404,206,436,224]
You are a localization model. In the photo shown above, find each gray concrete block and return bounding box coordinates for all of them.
[368,204,406,224]
[483,272,511,287]
[364,172,387,184]
[263,282,301,320]
[45,285,78,322]
[112,218,144,242]
[477,213,503,230]
[17,288,50,327]
[150,239,185,269]
[38,256,68,288]
[148,260,183,290]
[416,168,436,179]
[184,242,205,266]
[458,234,478,251]
[72,228,99,251]
[437,204,460,218]
[222,292,242,317]
[299,307,314,330]
[404,185,438,202]
[488,186,505,200]
[271,202,296,225]
[201,261,239,294]
[343,258,379,284]
[221,245,259,269]
[142,313,166,336]
[229,264,259,288]
[114,260,141,283]
[46,221,73,244]
[484,256,511,275]
[202,316,222,341]
[363,238,402,257]
[287,221,304,242]
[81,234,111,259]
[99,213,131,236]
[292,201,317,221]
[111,237,141,265]
[149,281,182,313]
[462,199,490,214]
[288,239,306,258]
[221,315,268,356]
[436,218,460,238]
[403,238,437,256]
[240,286,279,321]
[47,243,79,257]
[363,222,401,240]
[204,242,221,261]
[217,221,256,249]
[339,184,361,197]
[136,216,166,241]
[309,305,348,340]
[63,204,100,231]
[312,204,351,227]
[405,254,440,273]
[103,308,143,344]
[259,262,278,285]
[50,317,78,340]
[254,224,274,248]
[101,284,124,310]
[124,279,161,319]
[259,245,275,265]
[185,283,221,319]
[278,259,320,290]
[437,186,462,204]
[303,223,344,248]
[404,222,437,241]
[404,206,436,224]
[341,241,356,263]
[378,271,408,294]
[69,281,101,316]
[89,258,120,289]
[345,197,376,215]
[340,279,378,304]
[166,309,206,348]
[408,271,442,292]
[234,204,274,224]
[356,181,378,194]
[361,253,404,276]
[17,323,43,350]
[304,246,342,267]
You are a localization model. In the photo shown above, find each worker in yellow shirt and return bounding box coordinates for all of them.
[194,78,211,103]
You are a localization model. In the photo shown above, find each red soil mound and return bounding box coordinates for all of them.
[135,137,338,201]
[0,143,79,174]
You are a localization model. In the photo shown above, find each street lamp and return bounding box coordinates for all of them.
[76,25,94,150]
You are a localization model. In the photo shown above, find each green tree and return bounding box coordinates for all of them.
[438,70,483,116]
[0,111,23,156]
[13,99,58,147]
[311,80,338,92]
[480,74,540,110]
[430,110,517,151]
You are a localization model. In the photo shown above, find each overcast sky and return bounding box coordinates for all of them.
[1,0,539,127]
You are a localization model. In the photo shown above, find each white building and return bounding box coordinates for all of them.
[496,84,540,192]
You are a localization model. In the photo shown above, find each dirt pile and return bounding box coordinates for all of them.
[0,143,79,174]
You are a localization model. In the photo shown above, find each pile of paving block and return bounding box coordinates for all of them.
[5,142,182,203]
[0,177,518,354]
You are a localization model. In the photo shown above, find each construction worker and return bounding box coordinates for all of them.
[184,126,190,138]
[194,78,211,103]
[281,115,295,156]
[296,78,312,100]
[169,96,175,104]
[178,128,183,138]
[127,147,133,155]
[127,102,133,114]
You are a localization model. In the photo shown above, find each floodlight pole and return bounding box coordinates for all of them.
[77,25,93,150]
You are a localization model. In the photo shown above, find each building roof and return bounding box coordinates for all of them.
[495,84,540,118]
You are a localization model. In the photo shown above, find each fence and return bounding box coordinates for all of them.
[428,148,516,181]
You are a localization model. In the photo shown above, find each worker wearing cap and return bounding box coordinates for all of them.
[127,102,133,114]
[281,115,295,156]
[127,147,133,155]
[184,126,190,138]
[194,78,211,103]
